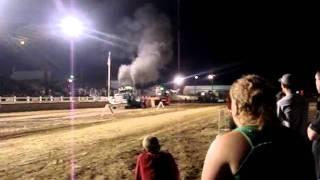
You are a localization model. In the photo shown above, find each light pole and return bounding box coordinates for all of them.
[107,51,111,99]
[59,15,84,97]
[208,74,215,91]
[194,75,198,95]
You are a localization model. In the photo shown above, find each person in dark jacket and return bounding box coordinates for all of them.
[308,69,320,179]
[277,73,309,141]
[135,135,180,180]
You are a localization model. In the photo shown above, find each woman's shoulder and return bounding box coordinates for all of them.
[218,131,251,152]
[204,131,253,175]
[216,131,246,145]
[214,131,251,160]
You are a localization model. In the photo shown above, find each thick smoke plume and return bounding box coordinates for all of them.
[118,65,133,86]
[117,4,173,86]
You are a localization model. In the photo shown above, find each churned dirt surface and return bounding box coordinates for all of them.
[0,104,224,180]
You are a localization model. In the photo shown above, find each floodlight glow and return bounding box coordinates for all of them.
[208,74,215,80]
[174,75,184,85]
[60,16,84,38]
[195,75,199,79]
[20,40,25,45]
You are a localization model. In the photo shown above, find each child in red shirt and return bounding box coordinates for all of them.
[135,135,180,180]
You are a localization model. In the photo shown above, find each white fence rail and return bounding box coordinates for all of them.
[0,96,108,104]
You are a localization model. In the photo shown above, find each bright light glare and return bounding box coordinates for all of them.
[208,74,215,80]
[195,75,199,79]
[60,16,83,38]
[174,75,184,85]
[20,40,25,45]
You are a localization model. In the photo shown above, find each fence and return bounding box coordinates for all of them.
[0,96,108,104]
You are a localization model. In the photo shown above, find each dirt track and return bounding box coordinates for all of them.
[0,104,224,180]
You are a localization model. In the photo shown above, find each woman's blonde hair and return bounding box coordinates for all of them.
[230,74,277,127]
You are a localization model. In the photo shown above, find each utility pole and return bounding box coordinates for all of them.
[107,51,111,99]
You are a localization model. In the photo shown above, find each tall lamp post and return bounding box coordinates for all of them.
[107,51,111,99]
[208,74,215,91]
[59,15,84,97]
[194,75,199,95]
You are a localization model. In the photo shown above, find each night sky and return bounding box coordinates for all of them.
[0,1,319,92]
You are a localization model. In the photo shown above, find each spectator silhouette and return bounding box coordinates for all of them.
[135,135,180,180]
[277,73,309,141]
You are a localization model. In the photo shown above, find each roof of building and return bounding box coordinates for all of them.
[10,70,47,81]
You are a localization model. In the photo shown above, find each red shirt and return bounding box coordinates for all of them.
[135,151,180,180]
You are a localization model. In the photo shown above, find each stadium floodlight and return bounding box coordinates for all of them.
[59,16,84,38]
[195,75,199,79]
[208,74,215,80]
[68,75,75,83]
[174,75,184,86]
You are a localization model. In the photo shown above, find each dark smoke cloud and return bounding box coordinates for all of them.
[117,4,173,86]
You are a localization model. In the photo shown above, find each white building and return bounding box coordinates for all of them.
[183,85,231,96]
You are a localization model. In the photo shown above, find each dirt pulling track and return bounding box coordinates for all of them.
[0,104,226,179]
